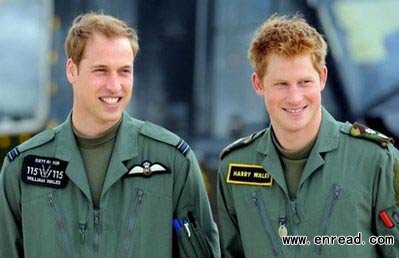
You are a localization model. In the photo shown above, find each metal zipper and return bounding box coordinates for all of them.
[48,193,72,258]
[93,209,101,258]
[121,189,144,258]
[290,200,301,258]
[252,190,283,258]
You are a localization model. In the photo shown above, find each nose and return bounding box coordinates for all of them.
[286,85,303,104]
[106,73,122,93]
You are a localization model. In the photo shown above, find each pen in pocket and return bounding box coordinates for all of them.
[187,211,197,228]
[183,219,191,237]
[173,218,182,236]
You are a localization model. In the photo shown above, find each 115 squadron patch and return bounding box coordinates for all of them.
[21,155,69,188]
[227,163,272,186]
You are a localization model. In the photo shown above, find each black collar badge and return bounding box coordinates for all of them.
[127,161,169,177]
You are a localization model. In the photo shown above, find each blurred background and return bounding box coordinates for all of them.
[1,0,399,214]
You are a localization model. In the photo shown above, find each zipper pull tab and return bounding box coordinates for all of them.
[290,201,301,224]
[79,223,87,244]
[278,221,288,238]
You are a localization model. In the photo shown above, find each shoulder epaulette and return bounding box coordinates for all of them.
[6,147,20,162]
[140,121,191,156]
[220,129,266,159]
[6,129,55,162]
[349,122,393,148]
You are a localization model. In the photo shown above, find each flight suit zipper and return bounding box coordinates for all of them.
[315,184,342,254]
[290,200,301,258]
[120,189,144,258]
[93,209,101,258]
[48,192,72,258]
[252,190,283,258]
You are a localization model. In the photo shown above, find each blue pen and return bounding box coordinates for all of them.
[172,218,182,236]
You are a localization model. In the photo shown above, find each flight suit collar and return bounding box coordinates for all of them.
[53,112,140,201]
[299,107,340,185]
[256,107,340,196]
[313,107,340,153]
[54,113,91,200]
[256,128,288,194]
[101,112,140,194]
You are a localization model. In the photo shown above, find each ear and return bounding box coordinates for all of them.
[251,72,264,96]
[320,65,328,91]
[66,58,78,84]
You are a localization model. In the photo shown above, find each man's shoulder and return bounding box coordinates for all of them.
[6,128,56,163]
[340,122,394,148]
[220,129,266,160]
[139,120,191,157]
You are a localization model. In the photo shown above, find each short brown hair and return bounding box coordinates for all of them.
[65,12,139,67]
[248,14,327,79]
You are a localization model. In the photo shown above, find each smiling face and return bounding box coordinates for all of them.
[66,33,134,136]
[252,53,327,137]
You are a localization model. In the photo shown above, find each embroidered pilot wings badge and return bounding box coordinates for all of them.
[127,161,170,177]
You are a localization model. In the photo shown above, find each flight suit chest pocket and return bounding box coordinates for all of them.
[317,185,342,233]
[21,190,78,258]
[252,190,284,258]
[117,188,144,258]
[48,192,73,258]
[234,189,284,258]
[115,187,173,257]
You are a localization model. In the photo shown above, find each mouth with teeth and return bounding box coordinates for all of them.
[283,106,307,114]
[100,97,121,105]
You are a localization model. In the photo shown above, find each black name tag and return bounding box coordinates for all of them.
[227,163,272,186]
[21,155,69,188]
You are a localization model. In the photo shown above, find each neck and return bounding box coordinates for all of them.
[72,112,121,138]
[272,111,322,152]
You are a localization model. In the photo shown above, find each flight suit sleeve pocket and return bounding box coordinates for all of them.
[378,205,399,240]
[177,226,196,258]
[174,217,211,257]
[190,225,211,257]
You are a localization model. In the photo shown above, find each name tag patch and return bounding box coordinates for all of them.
[227,163,272,186]
[21,155,69,188]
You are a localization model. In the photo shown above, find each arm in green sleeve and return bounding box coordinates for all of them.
[173,150,220,258]
[0,159,23,258]
[374,146,399,257]
[217,165,244,258]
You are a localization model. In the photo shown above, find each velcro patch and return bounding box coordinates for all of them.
[176,139,190,156]
[350,123,393,147]
[126,161,170,177]
[227,163,272,186]
[21,155,69,188]
[7,147,20,162]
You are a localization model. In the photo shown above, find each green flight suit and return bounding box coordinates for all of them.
[217,108,399,257]
[0,112,220,258]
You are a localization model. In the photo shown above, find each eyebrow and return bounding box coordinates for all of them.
[90,64,133,70]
